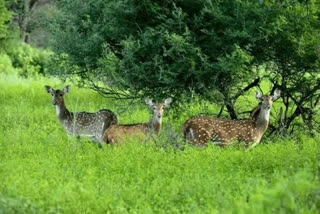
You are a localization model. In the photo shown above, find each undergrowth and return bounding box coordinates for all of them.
[0,75,319,213]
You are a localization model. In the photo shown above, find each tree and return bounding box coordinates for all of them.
[0,0,11,42]
[0,0,52,76]
[9,0,54,46]
[49,0,319,134]
[251,0,320,135]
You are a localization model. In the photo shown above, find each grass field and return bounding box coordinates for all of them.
[0,74,319,213]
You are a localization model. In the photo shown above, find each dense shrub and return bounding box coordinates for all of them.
[0,0,10,39]
[0,42,52,77]
[0,54,18,74]
[0,0,53,77]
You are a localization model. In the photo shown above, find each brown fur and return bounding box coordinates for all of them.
[103,98,172,144]
[183,90,280,146]
[103,124,149,144]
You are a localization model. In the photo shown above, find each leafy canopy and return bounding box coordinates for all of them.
[50,0,319,132]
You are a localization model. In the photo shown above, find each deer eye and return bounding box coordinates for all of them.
[60,94,63,97]
[153,107,156,110]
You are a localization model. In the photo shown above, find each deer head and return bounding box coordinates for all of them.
[251,89,281,123]
[145,98,172,122]
[45,85,70,105]
[254,89,281,111]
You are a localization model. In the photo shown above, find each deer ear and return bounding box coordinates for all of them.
[145,98,153,107]
[163,97,172,107]
[254,91,262,100]
[63,85,70,94]
[44,85,53,94]
[272,89,281,100]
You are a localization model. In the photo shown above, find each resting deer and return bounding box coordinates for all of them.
[183,89,281,146]
[45,85,117,143]
[104,98,172,144]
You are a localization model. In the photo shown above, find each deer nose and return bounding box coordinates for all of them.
[52,101,57,105]
[158,114,162,119]
[266,105,271,109]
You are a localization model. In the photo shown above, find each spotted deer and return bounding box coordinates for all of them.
[183,89,281,146]
[103,98,172,144]
[45,85,117,143]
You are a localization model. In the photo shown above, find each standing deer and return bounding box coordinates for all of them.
[45,85,117,143]
[104,98,172,144]
[183,89,281,146]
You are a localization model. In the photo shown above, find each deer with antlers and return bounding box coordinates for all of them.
[45,85,117,143]
[103,98,172,144]
[183,89,281,146]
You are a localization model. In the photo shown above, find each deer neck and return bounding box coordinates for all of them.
[254,107,270,132]
[56,101,71,121]
[148,115,162,135]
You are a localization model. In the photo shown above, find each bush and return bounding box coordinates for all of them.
[0,0,53,78]
[0,41,52,77]
[0,54,19,74]
[0,0,10,39]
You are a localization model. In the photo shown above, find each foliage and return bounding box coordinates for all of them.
[0,75,319,213]
[50,0,259,100]
[9,0,56,46]
[0,54,19,74]
[0,0,53,77]
[49,0,319,134]
[0,41,52,76]
[0,0,11,39]
[247,0,320,135]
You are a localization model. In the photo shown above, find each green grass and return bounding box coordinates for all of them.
[0,75,319,213]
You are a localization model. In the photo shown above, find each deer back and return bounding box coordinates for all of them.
[183,116,257,145]
[61,109,117,142]
[104,123,149,144]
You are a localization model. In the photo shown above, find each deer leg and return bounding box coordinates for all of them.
[214,142,229,147]
[90,136,99,143]
[194,143,207,149]
[99,121,107,143]
[89,136,104,149]
[210,134,225,146]
[248,142,259,149]
[94,132,105,143]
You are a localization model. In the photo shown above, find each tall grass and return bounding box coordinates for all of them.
[0,75,319,213]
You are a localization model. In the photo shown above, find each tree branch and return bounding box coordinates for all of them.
[231,78,260,100]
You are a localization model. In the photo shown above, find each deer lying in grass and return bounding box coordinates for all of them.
[103,98,172,144]
[45,85,117,143]
[183,89,281,147]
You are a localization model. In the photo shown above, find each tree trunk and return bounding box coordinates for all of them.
[224,98,237,119]
[20,0,29,41]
